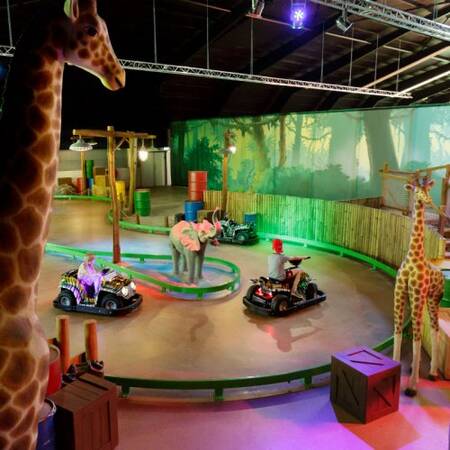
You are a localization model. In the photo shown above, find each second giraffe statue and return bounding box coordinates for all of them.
[393,177,444,396]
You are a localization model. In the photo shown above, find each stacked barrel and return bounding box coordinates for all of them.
[115,180,126,205]
[184,171,207,222]
[188,171,207,201]
[85,159,94,194]
[134,189,151,217]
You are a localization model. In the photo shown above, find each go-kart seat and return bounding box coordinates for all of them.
[79,280,96,298]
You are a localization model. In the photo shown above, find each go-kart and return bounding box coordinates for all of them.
[54,267,142,316]
[217,218,258,245]
[243,257,326,316]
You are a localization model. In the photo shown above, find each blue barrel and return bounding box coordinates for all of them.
[37,399,56,450]
[184,200,204,222]
[244,212,257,225]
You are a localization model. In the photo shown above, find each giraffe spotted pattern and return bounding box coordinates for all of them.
[0,0,124,448]
[393,177,444,396]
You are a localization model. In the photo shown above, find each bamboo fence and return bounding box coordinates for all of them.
[204,190,445,268]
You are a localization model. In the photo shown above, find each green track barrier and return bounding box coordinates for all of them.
[45,243,240,298]
[50,194,416,401]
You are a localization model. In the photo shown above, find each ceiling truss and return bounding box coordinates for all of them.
[309,0,450,41]
[119,59,411,98]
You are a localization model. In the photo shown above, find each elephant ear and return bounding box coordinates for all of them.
[180,227,200,252]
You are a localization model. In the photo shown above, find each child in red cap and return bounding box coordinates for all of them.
[268,239,307,297]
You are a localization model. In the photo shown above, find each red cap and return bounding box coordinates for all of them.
[272,239,283,253]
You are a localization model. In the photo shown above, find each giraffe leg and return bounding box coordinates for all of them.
[393,278,408,362]
[405,289,426,397]
[427,283,443,380]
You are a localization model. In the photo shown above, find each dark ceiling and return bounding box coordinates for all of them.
[0,0,450,146]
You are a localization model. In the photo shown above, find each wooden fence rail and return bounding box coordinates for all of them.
[204,190,445,268]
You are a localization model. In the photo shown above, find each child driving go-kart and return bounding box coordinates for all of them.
[268,239,309,298]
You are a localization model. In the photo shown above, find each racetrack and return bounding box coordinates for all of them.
[37,193,396,380]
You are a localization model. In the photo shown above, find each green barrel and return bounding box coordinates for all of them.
[85,160,94,179]
[134,189,151,216]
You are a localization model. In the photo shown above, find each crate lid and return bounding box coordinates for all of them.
[332,346,401,376]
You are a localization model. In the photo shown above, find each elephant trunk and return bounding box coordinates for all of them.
[212,207,222,234]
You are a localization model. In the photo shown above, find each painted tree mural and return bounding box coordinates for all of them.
[171,104,449,201]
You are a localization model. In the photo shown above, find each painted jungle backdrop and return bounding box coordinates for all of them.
[171,105,450,201]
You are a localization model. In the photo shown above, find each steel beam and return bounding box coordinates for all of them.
[309,0,450,41]
[119,59,411,98]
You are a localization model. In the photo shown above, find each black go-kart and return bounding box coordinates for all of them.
[243,257,326,316]
[54,267,142,316]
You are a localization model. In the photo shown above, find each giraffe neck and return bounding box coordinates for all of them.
[0,18,64,312]
[407,200,425,261]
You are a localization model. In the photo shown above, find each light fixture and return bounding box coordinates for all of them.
[227,145,237,154]
[69,136,93,152]
[336,9,352,33]
[251,0,265,16]
[290,1,306,29]
[138,140,149,162]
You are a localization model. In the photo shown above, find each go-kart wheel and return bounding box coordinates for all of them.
[271,295,289,315]
[245,284,258,300]
[305,282,318,300]
[102,295,123,311]
[58,289,76,307]
[235,232,248,244]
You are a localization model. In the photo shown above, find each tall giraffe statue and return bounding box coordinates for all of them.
[0,1,125,448]
[393,177,444,396]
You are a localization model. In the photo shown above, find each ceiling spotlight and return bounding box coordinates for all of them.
[251,0,265,16]
[69,136,93,152]
[291,1,306,30]
[336,9,352,33]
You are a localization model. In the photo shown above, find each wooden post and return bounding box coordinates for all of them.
[221,152,228,215]
[107,125,121,263]
[56,315,70,373]
[84,319,99,361]
[222,129,233,215]
[127,136,138,216]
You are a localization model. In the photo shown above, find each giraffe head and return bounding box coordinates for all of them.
[405,177,434,207]
[58,0,125,90]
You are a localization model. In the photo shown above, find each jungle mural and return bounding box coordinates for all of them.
[171,104,450,201]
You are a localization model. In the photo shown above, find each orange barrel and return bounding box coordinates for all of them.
[188,171,207,201]
[76,177,84,193]
[46,344,62,396]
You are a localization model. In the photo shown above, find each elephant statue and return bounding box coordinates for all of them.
[169,209,221,284]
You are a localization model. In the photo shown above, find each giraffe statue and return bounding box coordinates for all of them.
[393,176,444,397]
[0,1,125,448]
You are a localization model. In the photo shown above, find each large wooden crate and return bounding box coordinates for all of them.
[49,373,118,450]
[422,308,450,379]
[331,346,401,423]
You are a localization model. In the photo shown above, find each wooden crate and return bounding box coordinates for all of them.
[94,167,106,176]
[422,308,450,380]
[330,346,401,423]
[49,373,118,450]
[58,177,74,186]
[197,209,213,222]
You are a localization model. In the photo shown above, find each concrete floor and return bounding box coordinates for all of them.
[37,188,450,449]
[39,190,395,380]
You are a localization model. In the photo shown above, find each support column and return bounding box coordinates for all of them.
[107,125,121,263]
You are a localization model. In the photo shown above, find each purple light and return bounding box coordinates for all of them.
[290,3,305,29]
